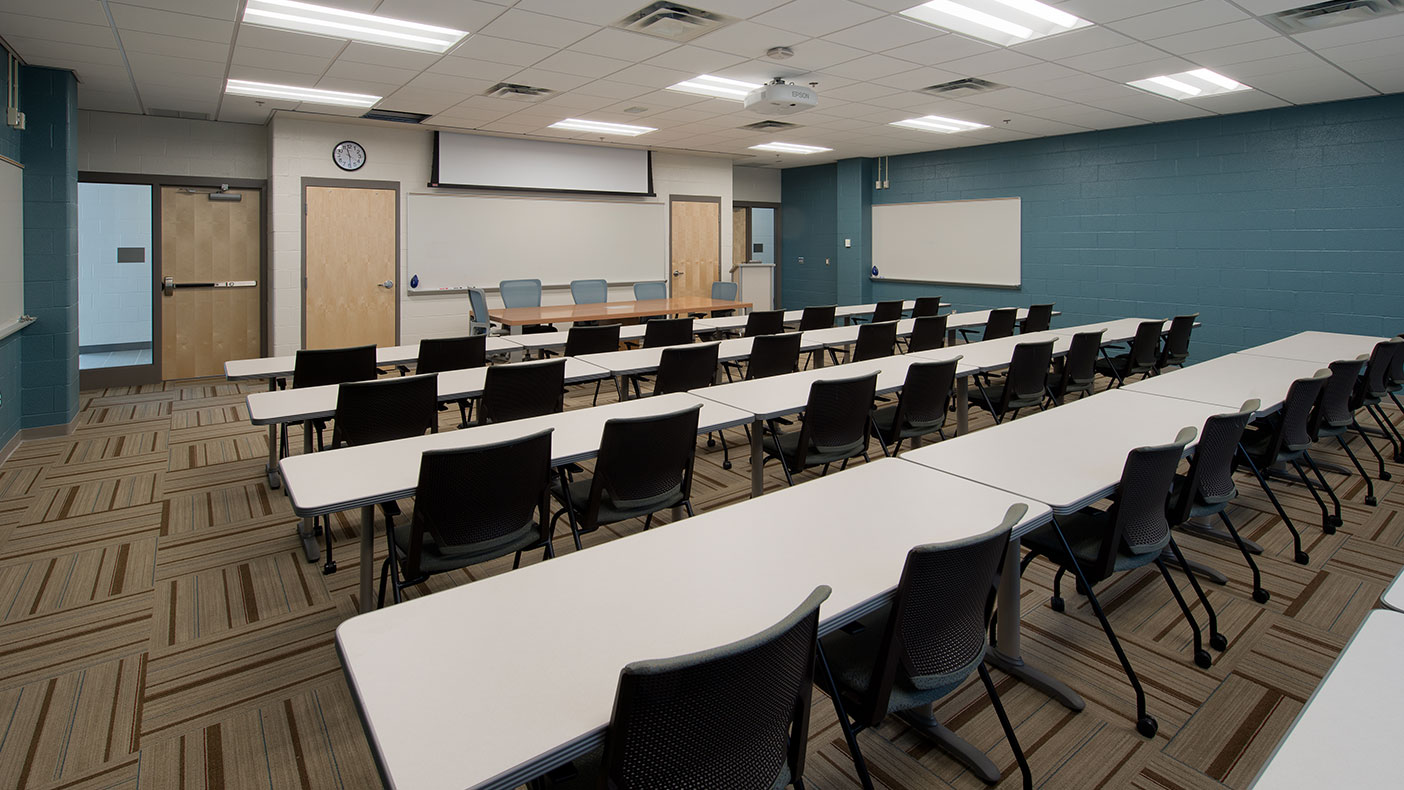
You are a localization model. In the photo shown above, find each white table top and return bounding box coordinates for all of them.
[335,457,1050,790]
[915,330,1074,372]
[1048,317,1173,343]
[1237,330,1389,364]
[575,335,825,376]
[496,324,651,352]
[1248,609,1404,789]
[693,311,804,332]
[224,338,522,381]
[1123,352,1331,415]
[1382,569,1404,613]
[245,358,611,426]
[902,389,1227,514]
[280,393,752,517]
[692,302,953,333]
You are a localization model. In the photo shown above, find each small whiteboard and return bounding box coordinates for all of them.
[871,197,1020,287]
[0,155,22,327]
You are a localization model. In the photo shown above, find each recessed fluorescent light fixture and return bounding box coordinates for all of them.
[1128,68,1251,100]
[243,0,469,54]
[224,79,381,108]
[548,118,656,136]
[749,142,832,154]
[890,115,989,134]
[900,0,1091,47]
[666,74,763,101]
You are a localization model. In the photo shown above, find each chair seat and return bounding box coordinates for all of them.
[820,604,966,715]
[1094,354,1133,376]
[1240,423,1306,464]
[391,519,543,575]
[522,324,557,334]
[1169,476,1233,521]
[1022,508,1165,582]
[763,426,860,469]
[550,475,683,527]
[872,405,943,443]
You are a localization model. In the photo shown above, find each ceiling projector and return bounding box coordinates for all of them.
[744,79,817,116]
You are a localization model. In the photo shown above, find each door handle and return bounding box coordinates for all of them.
[671,270,683,277]
[378,280,394,289]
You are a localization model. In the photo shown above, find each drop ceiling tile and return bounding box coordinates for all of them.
[234,25,347,57]
[1149,19,1279,55]
[1055,0,1198,24]
[1248,67,1378,104]
[426,55,519,81]
[4,38,123,68]
[752,0,885,38]
[1354,69,1404,93]
[129,52,230,80]
[109,3,235,44]
[690,21,802,57]
[870,65,965,91]
[1060,43,1167,72]
[117,29,228,61]
[0,15,117,49]
[1293,12,1404,50]
[232,46,336,76]
[819,80,902,101]
[937,49,1042,77]
[4,0,111,25]
[822,15,943,51]
[823,53,914,80]
[335,43,442,71]
[1185,90,1291,113]
[315,75,403,96]
[1184,35,1305,68]
[604,63,697,88]
[402,72,493,94]
[77,86,143,113]
[964,88,1075,113]
[1105,0,1252,41]
[506,67,595,92]
[985,62,1085,89]
[533,93,619,113]
[1316,36,1404,63]
[862,90,938,111]
[325,59,421,88]
[1011,25,1135,61]
[569,28,679,60]
[572,79,656,100]
[453,34,558,67]
[112,0,237,21]
[372,0,509,31]
[1096,56,1200,84]
[1230,0,1306,13]
[514,0,661,26]
[228,64,336,86]
[645,45,748,73]
[606,90,713,111]
[534,49,632,78]
[885,34,1001,67]
[1215,52,1322,78]
[476,8,596,48]
[762,39,867,71]
[378,87,462,115]
[1033,103,1143,129]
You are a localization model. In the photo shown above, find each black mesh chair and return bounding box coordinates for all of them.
[282,345,378,458]
[1384,335,1404,455]
[746,333,802,380]
[1019,303,1054,333]
[649,341,725,480]
[799,304,837,368]
[1168,401,1270,603]
[1096,320,1163,386]
[559,324,621,405]
[911,295,943,318]
[1315,356,1375,507]
[907,314,949,353]
[322,375,438,575]
[762,372,878,487]
[969,339,1054,424]
[542,586,830,790]
[819,507,1032,789]
[743,309,785,337]
[641,317,693,348]
[550,405,702,550]
[1156,313,1198,372]
[1019,426,1208,738]
[851,320,898,362]
[1234,370,1329,565]
[413,335,487,428]
[958,307,1017,343]
[1047,330,1104,406]
[1356,337,1404,463]
[478,358,565,425]
[867,300,903,324]
[378,429,555,607]
[872,357,959,455]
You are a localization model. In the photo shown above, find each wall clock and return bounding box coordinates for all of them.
[333,140,366,172]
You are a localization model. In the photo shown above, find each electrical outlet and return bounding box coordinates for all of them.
[797,256,804,265]
[824,258,830,266]
[844,238,851,248]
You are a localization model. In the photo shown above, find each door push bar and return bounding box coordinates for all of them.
[161,276,258,296]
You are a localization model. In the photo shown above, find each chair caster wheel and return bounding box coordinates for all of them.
[322,562,336,575]
[1050,596,1064,613]
[707,437,716,447]
[1295,551,1309,565]
[722,461,732,470]
[1330,515,1342,527]
[1210,633,1228,651]
[1137,716,1158,738]
[313,523,323,536]
[1380,471,1392,481]
[1194,649,1212,669]
[1323,524,1336,535]
[1253,589,1271,604]
[1366,496,1378,506]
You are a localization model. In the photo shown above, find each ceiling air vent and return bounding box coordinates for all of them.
[149,107,211,120]
[740,120,800,131]
[920,78,1005,98]
[362,109,429,124]
[614,2,738,42]
[482,83,555,102]
[1261,0,1404,34]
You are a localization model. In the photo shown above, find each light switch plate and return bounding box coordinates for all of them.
[844,238,851,248]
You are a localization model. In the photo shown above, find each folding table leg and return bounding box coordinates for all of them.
[749,418,765,498]
[293,420,321,564]
[956,380,969,435]
[359,505,375,614]
[986,538,1087,712]
[264,379,281,490]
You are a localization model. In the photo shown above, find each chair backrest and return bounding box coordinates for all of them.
[1097,426,1197,574]
[1056,330,1105,395]
[795,372,878,466]
[406,429,553,578]
[911,296,943,318]
[870,300,904,324]
[1170,401,1258,525]
[498,279,542,308]
[654,342,720,395]
[564,324,621,356]
[570,279,608,305]
[907,315,948,353]
[642,317,694,349]
[584,405,702,525]
[851,507,1023,727]
[478,358,565,424]
[852,320,898,362]
[1361,337,1404,400]
[293,344,377,389]
[1159,314,1198,367]
[1386,336,1404,390]
[467,287,491,336]
[746,333,802,380]
[1020,303,1054,333]
[603,585,830,790]
[710,280,739,302]
[798,304,836,332]
[415,335,486,375]
[1319,356,1368,429]
[890,357,959,436]
[330,374,438,448]
[983,307,1017,340]
[1127,320,1164,371]
[1000,339,1055,412]
[633,281,667,300]
[1270,370,1330,455]
[743,309,785,337]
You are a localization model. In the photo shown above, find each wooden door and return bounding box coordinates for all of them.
[732,206,749,269]
[160,186,261,380]
[304,186,397,349]
[669,199,719,300]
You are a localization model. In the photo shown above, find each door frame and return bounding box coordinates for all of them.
[667,194,720,298]
[77,171,269,389]
[300,177,401,348]
[734,201,782,308]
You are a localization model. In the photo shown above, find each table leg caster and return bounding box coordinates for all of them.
[322,561,336,575]
[1253,588,1271,604]
[1295,551,1310,565]
[1137,716,1158,738]
[1194,649,1212,669]
[1210,633,1228,651]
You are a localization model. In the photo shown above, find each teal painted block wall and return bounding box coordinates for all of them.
[780,94,1404,359]
[0,49,23,449]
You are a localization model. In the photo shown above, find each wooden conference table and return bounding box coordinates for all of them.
[488,296,750,331]
[334,458,1050,790]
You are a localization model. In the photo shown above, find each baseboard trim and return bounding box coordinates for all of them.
[0,430,21,466]
[0,413,83,466]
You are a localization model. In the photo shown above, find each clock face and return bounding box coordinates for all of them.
[333,140,366,171]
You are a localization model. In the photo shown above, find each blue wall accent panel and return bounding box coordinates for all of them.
[779,164,838,309]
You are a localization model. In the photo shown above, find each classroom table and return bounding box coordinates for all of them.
[280,393,753,613]
[334,458,1051,790]
[1122,352,1329,416]
[488,296,750,331]
[575,335,828,399]
[1236,330,1388,364]
[1047,317,1178,342]
[1382,569,1404,612]
[1247,609,1404,789]
[690,301,954,333]
[900,389,1227,714]
[225,338,523,489]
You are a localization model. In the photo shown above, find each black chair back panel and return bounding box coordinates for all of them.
[1172,406,1255,526]
[1129,321,1164,369]
[1161,314,1198,365]
[331,375,438,448]
[870,300,904,324]
[564,324,622,356]
[744,310,786,337]
[1278,373,1329,452]
[1020,304,1054,333]
[642,317,694,349]
[1114,432,1194,556]
[911,296,943,318]
[804,374,877,456]
[747,333,802,380]
[655,343,719,395]
[908,315,948,353]
[1320,358,1366,427]
[896,359,957,430]
[480,359,566,424]
[984,308,1017,341]
[1006,340,1055,407]
[595,406,702,511]
[294,345,377,389]
[415,335,486,375]
[1363,338,1404,399]
[1064,331,1104,387]
[798,305,837,332]
[853,321,898,362]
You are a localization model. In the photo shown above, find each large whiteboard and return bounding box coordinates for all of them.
[871,197,1021,287]
[406,193,668,293]
[0,156,22,327]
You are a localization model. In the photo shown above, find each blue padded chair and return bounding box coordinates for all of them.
[633,281,667,300]
[570,279,608,305]
[467,287,492,336]
[500,278,556,335]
